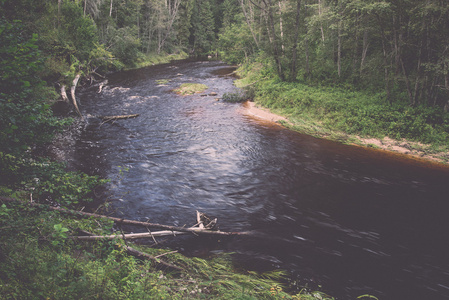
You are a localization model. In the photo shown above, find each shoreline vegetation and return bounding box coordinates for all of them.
[244,100,449,167]
[0,194,334,300]
[236,63,449,167]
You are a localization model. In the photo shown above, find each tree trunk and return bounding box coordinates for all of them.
[318,0,325,42]
[337,21,342,78]
[413,39,424,106]
[240,0,260,47]
[157,0,181,54]
[278,0,285,53]
[290,0,302,81]
[377,15,391,103]
[58,0,62,28]
[264,0,284,80]
[304,2,310,77]
[400,57,414,105]
[109,0,113,17]
[360,30,369,75]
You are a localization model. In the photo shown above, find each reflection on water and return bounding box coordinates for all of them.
[75,59,449,300]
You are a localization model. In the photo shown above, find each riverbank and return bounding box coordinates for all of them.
[0,195,337,300]
[243,100,449,166]
[236,60,449,166]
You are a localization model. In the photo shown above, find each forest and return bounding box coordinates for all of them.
[1,0,449,299]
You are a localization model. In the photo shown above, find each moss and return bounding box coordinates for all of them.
[174,83,208,95]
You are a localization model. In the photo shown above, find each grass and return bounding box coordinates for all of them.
[174,83,208,95]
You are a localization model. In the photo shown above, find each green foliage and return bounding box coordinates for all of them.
[36,170,108,207]
[108,26,141,67]
[0,19,63,154]
[0,203,12,216]
[218,20,256,64]
[191,0,216,55]
[0,199,332,300]
[52,223,70,246]
[239,62,449,147]
[88,42,122,72]
[59,0,98,62]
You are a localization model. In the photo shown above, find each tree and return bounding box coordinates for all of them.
[0,19,61,155]
[191,0,216,54]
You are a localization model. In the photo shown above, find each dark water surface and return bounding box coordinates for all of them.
[75,59,449,299]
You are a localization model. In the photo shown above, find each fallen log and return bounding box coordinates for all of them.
[97,80,108,93]
[72,230,187,240]
[78,229,182,271]
[0,197,255,237]
[99,114,139,122]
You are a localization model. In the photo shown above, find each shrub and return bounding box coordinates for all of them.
[222,90,247,103]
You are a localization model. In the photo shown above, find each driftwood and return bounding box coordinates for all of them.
[99,114,140,121]
[70,74,83,118]
[60,84,69,103]
[72,230,187,240]
[97,80,107,93]
[73,210,216,241]
[0,197,254,237]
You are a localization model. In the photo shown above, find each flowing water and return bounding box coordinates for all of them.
[73,59,449,299]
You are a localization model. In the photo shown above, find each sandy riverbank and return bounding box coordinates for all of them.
[242,101,449,166]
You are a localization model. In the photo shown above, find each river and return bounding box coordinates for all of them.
[73,59,449,299]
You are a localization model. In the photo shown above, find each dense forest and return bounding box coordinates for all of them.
[1,1,449,299]
[3,0,449,107]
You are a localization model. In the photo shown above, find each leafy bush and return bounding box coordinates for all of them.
[109,26,141,67]
[218,20,257,65]
[36,171,108,207]
[0,19,64,154]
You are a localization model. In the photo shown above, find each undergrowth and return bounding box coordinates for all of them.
[0,197,334,300]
